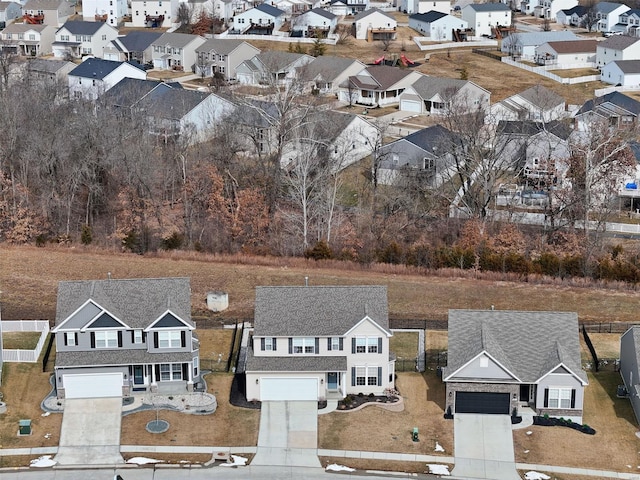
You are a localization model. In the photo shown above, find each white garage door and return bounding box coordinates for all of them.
[260,378,318,401]
[63,373,123,399]
[400,99,422,113]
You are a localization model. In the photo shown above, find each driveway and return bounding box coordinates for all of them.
[54,398,124,465]
[251,401,321,468]
[452,414,521,480]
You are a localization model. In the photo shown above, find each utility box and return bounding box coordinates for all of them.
[412,427,419,442]
[19,419,31,436]
[207,291,229,312]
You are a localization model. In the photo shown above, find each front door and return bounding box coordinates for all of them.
[133,365,145,386]
[327,372,338,390]
[519,384,530,402]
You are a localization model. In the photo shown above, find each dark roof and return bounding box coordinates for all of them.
[24,58,72,74]
[245,347,348,372]
[622,8,640,17]
[543,39,597,54]
[304,7,336,20]
[118,30,163,52]
[138,88,212,119]
[609,59,640,74]
[409,11,447,23]
[58,20,107,35]
[55,348,196,368]
[404,124,454,151]
[594,1,628,14]
[55,277,193,329]
[560,5,586,16]
[599,35,640,50]
[255,50,310,71]
[100,77,178,108]
[349,65,416,91]
[466,2,510,12]
[255,2,285,16]
[578,91,640,116]
[444,309,588,384]
[69,58,143,80]
[354,7,395,21]
[253,286,389,337]
[196,38,257,55]
[409,75,471,99]
[497,120,572,140]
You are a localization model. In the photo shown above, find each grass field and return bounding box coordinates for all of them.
[1,331,42,350]
[390,331,419,360]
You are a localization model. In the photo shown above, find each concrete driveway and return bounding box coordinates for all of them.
[54,398,124,465]
[251,401,321,468]
[452,414,521,480]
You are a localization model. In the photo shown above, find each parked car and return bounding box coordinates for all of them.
[604,31,623,37]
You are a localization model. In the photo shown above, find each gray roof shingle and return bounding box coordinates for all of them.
[610,59,640,74]
[466,2,510,12]
[69,58,143,80]
[55,348,196,367]
[58,20,107,35]
[117,30,163,53]
[196,38,254,55]
[354,7,395,21]
[599,35,640,50]
[517,84,564,109]
[245,347,348,371]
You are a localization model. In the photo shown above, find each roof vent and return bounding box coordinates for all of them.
[107,272,111,280]
[304,276,308,287]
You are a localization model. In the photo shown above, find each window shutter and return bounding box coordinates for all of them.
[327,338,332,351]
[339,337,343,351]
[378,337,383,354]
[90,332,95,348]
[142,331,147,343]
[288,338,293,354]
[570,389,576,409]
[130,331,135,343]
[261,338,265,351]
[273,338,277,350]
[543,388,549,408]
[315,337,320,354]
[182,363,188,379]
[118,331,123,348]
[155,364,160,380]
[378,367,382,386]
[63,333,68,346]
[352,337,356,354]
[74,333,78,345]
[351,367,356,386]
[154,332,159,349]
[181,331,186,348]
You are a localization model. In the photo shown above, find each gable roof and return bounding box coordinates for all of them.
[409,11,448,23]
[609,59,640,74]
[24,0,64,9]
[196,38,257,55]
[303,7,336,19]
[255,2,285,16]
[578,91,640,116]
[504,30,577,47]
[69,58,143,80]
[24,58,73,73]
[594,1,628,14]
[516,84,564,109]
[3,23,50,34]
[403,124,453,152]
[409,75,472,99]
[137,88,214,119]
[350,65,418,90]
[465,2,510,12]
[117,30,163,52]
[55,277,193,330]
[58,20,108,35]
[253,285,389,336]
[497,120,572,140]
[354,7,395,21]
[543,39,597,54]
[302,55,363,82]
[254,50,311,71]
[100,77,179,108]
[153,32,203,48]
[444,309,587,384]
[560,5,586,16]
[599,35,640,50]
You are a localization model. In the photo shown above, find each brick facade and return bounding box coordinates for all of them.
[445,381,519,414]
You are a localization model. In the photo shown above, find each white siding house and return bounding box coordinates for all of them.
[595,1,630,33]
[534,39,597,66]
[596,35,640,68]
[82,0,127,26]
[151,32,206,71]
[353,8,397,41]
[1,23,55,56]
[130,0,177,28]
[52,21,119,58]
[291,8,337,37]
[409,11,468,41]
[533,0,577,20]
[501,30,577,60]
[400,0,449,15]
[230,3,286,34]
[68,58,147,100]
[601,60,640,86]
[461,3,511,38]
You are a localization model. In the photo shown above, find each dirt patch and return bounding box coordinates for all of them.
[122,453,213,464]
[320,456,453,475]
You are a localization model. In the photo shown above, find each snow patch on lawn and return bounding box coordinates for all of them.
[220,455,248,466]
[524,472,550,480]
[127,457,164,465]
[434,441,445,452]
[427,464,450,475]
[326,463,355,472]
[30,455,56,468]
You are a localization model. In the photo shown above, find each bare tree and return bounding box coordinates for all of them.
[0,42,19,92]
[581,2,599,32]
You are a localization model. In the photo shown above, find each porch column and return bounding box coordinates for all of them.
[150,363,157,393]
[187,362,194,392]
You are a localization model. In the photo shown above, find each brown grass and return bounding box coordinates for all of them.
[514,371,639,471]
[1,331,42,350]
[318,372,453,455]
[120,373,259,447]
[549,68,600,78]
[580,333,621,362]
[121,453,213,464]
[390,331,419,359]
[320,456,453,475]
[197,329,234,371]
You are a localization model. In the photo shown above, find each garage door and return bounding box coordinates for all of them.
[400,99,422,113]
[260,378,318,401]
[455,392,510,414]
[63,373,123,399]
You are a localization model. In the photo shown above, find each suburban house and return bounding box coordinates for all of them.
[22,0,74,27]
[301,55,367,95]
[378,124,455,187]
[443,309,588,422]
[82,0,127,25]
[601,59,640,86]
[408,11,469,41]
[0,2,22,26]
[230,3,286,35]
[619,326,640,424]
[501,31,578,60]
[328,0,368,16]
[212,0,235,22]
[102,30,163,64]
[353,8,397,41]
[195,38,260,80]
[556,4,586,26]
[461,3,511,38]
[618,9,640,37]
[400,0,450,15]
[594,1,630,33]
[151,32,206,71]
[271,0,312,15]
[100,77,181,112]
[534,39,597,66]
[533,0,577,20]
[245,285,395,402]
[596,35,640,69]
[338,65,423,107]
[489,85,566,123]
[575,91,640,131]
[130,0,175,28]
[291,8,337,37]
[68,58,147,100]
[52,20,119,59]
[51,277,201,399]
[398,75,490,114]
[235,50,313,86]
[9,57,74,86]
[1,23,55,56]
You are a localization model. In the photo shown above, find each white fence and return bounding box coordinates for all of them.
[501,57,600,84]
[594,85,640,97]
[414,37,497,51]
[2,320,50,363]
[214,30,338,44]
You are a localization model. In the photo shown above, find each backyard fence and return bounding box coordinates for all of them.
[580,322,635,334]
[2,320,50,363]
[501,57,600,84]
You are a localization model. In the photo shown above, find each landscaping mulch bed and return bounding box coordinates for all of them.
[533,415,596,435]
[338,393,401,410]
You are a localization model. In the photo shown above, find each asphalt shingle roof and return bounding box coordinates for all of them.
[594,1,628,14]
[245,347,348,371]
[543,39,597,54]
[117,30,163,52]
[55,348,196,367]
[350,65,417,91]
[137,88,212,119]
[444,309,587,384]
[302,55,363,82]
[610,59,640,74]
[466,2,510,12]
[58,20,106,35]
[69,58,141,80]
[196,38,254,55]
[101,77,177,108]
[23,58,72,74]
[354,7,395,21]
[560,5,586,16]
[517,84,564,109]
[578,91,640,116]
[255,2,285,16]
[403,124,454,151]
[599,35,640,50]
[497,120,572,140]
[409,11,447,23]
[55,277,193,329]
[409,75,470,99]
[503,30,577,47]
[3,23,49,34]
[154,32,203,48]
[253,286,389,337]
[304,7,336,20]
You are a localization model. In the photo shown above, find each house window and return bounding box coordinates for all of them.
[355,337,366,353]
[102,34,107,40]
[134,329,143,344]
[293,337,315,354]
[355,366,366,385]
[355,366,379,386]
[75,35,82,41]
[65,332,76,346]
[29,34,36,40]
[18,33,24,40]
[159,363,182,381]
[548,388,572,408]
[479,357,489,367]
[95,331,118,348]
[367,337,378,353]
[262,337,274,351]
[158,330,181,348]
[331,337,341,350]
[193,357,198,377]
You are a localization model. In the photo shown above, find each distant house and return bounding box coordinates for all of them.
[489,85,566,123]
[461,3,511,38]
[353,8,397,41]
[400,0,450,15]
[501,30,578,60]
[443,309,588,423]
[230,3,286,35]
[328,0,368,16]
[291,8,337,37]
[195,38,260,80]
[534,39,597,66]
[103,30,163,64]
[378,124,456,187]
[52,20,119,59]
[399,75,490,114]
[10,57,74,86]
[150,32,206,71]
[1,23,55,56]
[271,0,312,15]
[601,59,640,86]
[556,4,586,26]
[130,0,174,28]
[82,0,127,26]
[594,1,630,33]
[338,65,423,107]
[68,58,147,100]
[408,11,468,41]
[533,0,577,21]
[235,51,313,85]
[100,77,181,112]
[0,2,22,26]
[301,55,367,95]
[575,91,640,131]
[596,35,640,68]
[22,0,74,27]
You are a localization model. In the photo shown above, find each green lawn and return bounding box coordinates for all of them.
[2,331,42,350]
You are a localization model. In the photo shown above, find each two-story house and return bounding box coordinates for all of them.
[353,8,397,41]
[501,31,578,60]
[409,11,469,42]
[594,1,629,33]
[245,285,395,402]
[489,85,566,124]
[68,57,147,100]
[301,55,366,95]
[194,38,260,80]
[9,57,75,87]
[1,22,55,56]
[236,50,313,86]
[103,30,163,64]
[596,35,640,68]
[52,20,119,58]
[533,0,576,20]
[230,3,286,34]
[574,91,640,131]
[291,7,337,37]
[0,2,22,27]
[151,32,206,71]
[82,0,127,25]
[22,0,74,27]
[130,0,176,27]
[328,0,368,16]
[556,5,586,26]
[400,0,449,15]
[461,2,511,38]
[52,277,201,399]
